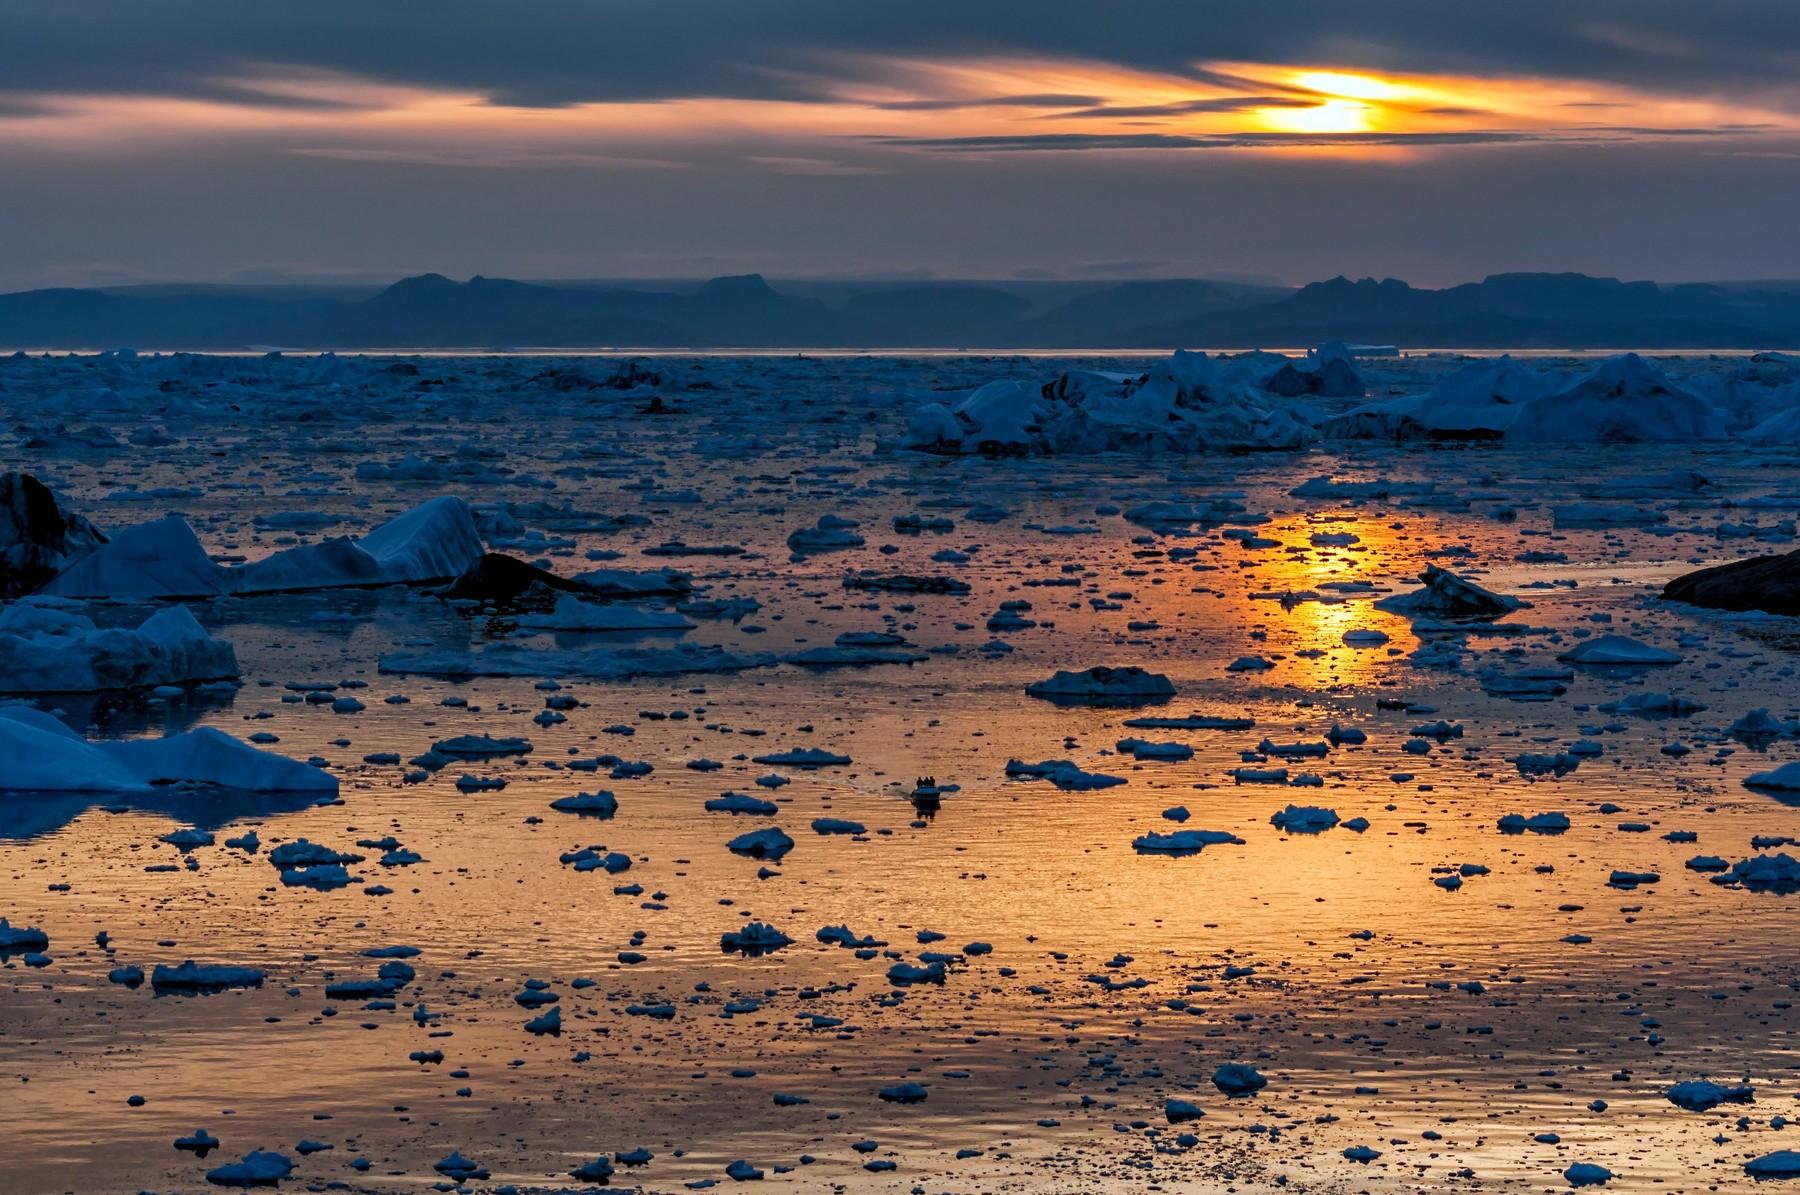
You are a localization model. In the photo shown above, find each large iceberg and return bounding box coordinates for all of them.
[43,515,227,600]
[0,601,237,693]
[1262,343,1366,398]
[902,351,1312,455]
[1505,354,1726,443]
[0,707,337,795]
[45,496,485,600]
[1327,356,1547,441]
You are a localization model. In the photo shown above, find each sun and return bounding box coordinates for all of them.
[1256,97,1373,135]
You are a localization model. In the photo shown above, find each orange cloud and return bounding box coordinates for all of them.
[3,54,1795,163]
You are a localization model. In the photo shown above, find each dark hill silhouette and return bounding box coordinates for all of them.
[3,270,1799,350]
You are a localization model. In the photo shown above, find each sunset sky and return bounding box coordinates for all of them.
[4,1,1799,288]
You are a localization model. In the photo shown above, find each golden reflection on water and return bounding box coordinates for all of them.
[4,438,1799,1192]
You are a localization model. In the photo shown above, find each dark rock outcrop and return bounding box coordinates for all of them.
[0,472,105,597]
[1663,551,1800,615]
[437,553,584,608]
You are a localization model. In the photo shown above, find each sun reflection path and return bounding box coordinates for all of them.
[1234,511,1419,692]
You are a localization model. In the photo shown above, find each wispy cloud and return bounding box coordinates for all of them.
[290,146,692,170]
[746,155,888,175]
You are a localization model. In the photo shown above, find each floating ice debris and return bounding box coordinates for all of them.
[842,571,971,595]
[431,734,532,757]
[1721,853,1800,891]
[1553,502,1666,527]
[727,827,795,859]
[752,747,851,767]
[1211,1063,1267,1096]
[570,1157,615,1182]
[1375,565,1524,621]
[1730,709,1800,744]
[1025,666,1175,706]
[324,960,414,999]
[1557,635,1680,665]
[204,1149,294,1188]
[549,791,619,816]
[1343,1145,1382,1163]
[811,817,865,835]
[1666,1079,1753,1111]
[1123,498,1249,527]
[817,925,886,949]
[518,594,694,632]
[1005,759,1126,790]
[1497,812,1570,834]
[1165,1099,1205,1124]
[151,961,265,993]
[433,1151,490,1180]
[707,792,779,815]
[1260,737,1329,757]
[0,917,49,953]
[1598,692,1704,717]
[1270,805,1340,832]
[381,642,777,680]
[787,515,864,555]
[559,847,630,874]
[268,840,361,870]
[879,1081,929,1103]
[786,644,929,667]
[1564,1162,1614,1187]
[1133,829,1243,853]
[1116,738,1193,761]
[175,1128,222,1155]
[1123,713,1256,731]
[0,602,237,694]
[721,921,792,954]
[887,960,946,985]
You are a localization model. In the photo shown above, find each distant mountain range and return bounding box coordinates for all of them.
[4,271,1800,351]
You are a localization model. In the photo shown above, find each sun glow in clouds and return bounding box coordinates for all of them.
[2,53,1796,165]
[1290,71,1410,103]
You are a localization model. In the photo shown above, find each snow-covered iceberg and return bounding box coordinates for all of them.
[45,496,485,600]
[1375,566,1525,621]
[1327,356,1546,441]
[902,351,1313,455]
[1505,354,1727,444]
[0,601,237,693]
[0,707,337,795]
[43,514,228,600]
